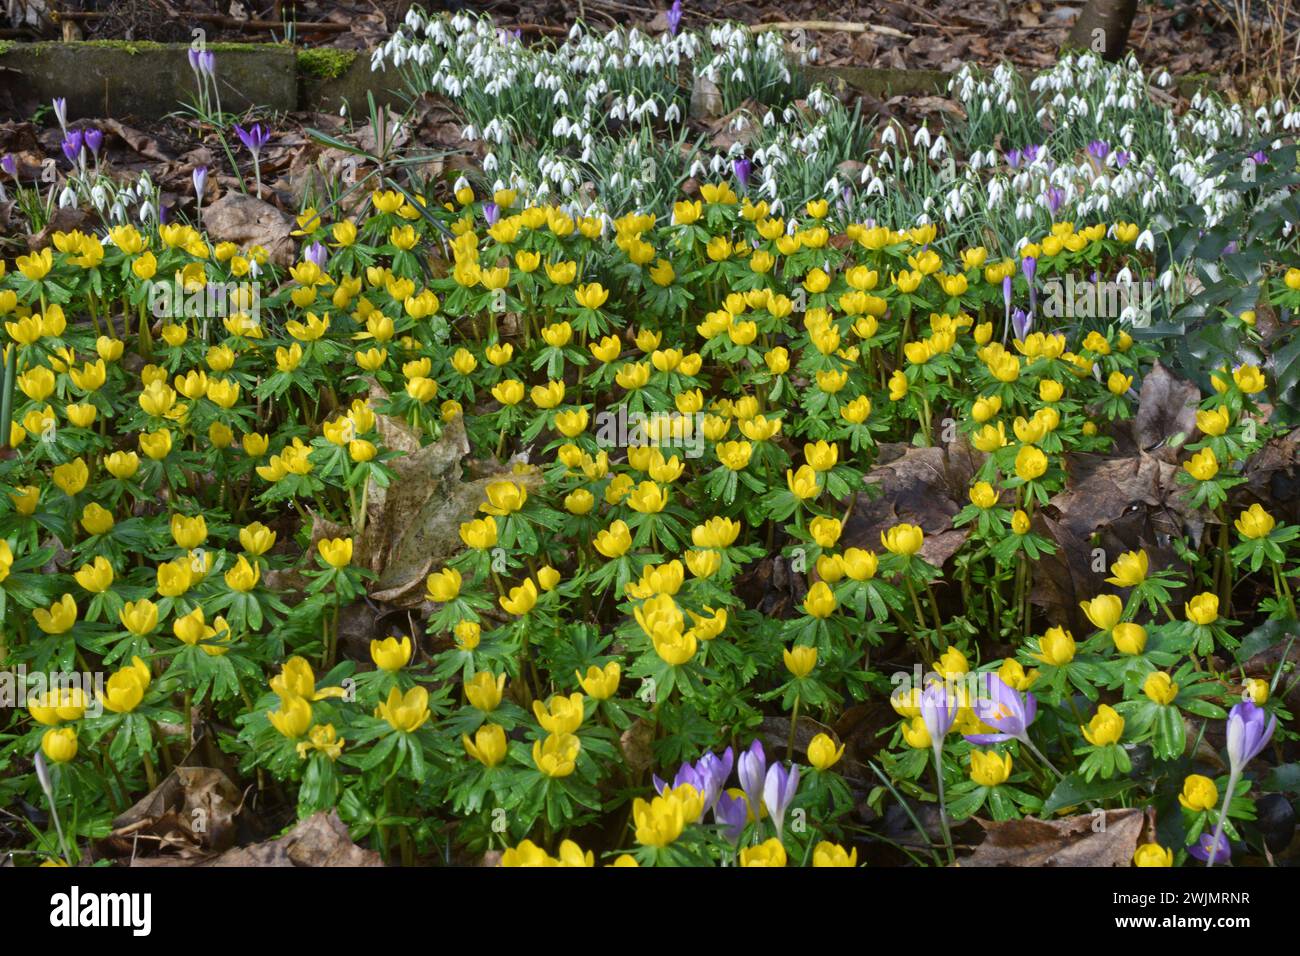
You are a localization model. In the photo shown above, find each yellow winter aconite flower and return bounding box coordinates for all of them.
[370,635,413,672]
[1133,844,1174,867]
[533,732,580,777]
[1143,671,1179,705]
[1239,677,1267,704]
[35,593,78,634]
[970,750,1012,787]
[29,687,88,725]
[1112,622,1147,655]
[1080,594,1123,631]
[1106,549,1149,587]
[500,578,539,616]
[813,842,858,867]
[802,581,837,619]
[633,791,688,847]
[42,727,78,764]
[1183,447,1219,481]
[1081,704,1125,746]
[225,555,261,592]
[318,537,353,568]
[375,686,431,733]
[465,671,505,712]
[1178,774,1219,811]
[533,693,585,735]
[268,694,314,739]
[807,733,845,770]
[739,838,788,867]
[881,522,924,556]
[463,723,508,768]
[928,649,964,681]
[1033,626,1076,666]
[1185,592,1219,625]
[1235,504,1275,539]
[576,662,620,700]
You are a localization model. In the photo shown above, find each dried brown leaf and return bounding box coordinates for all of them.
[962,808,1144,866]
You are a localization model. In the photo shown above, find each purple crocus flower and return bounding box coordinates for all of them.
[1000,274,1013,342]
[1189,830,1232,864]
[193,165,208,198]
[653,759,705,796]
[84,127,103,157]
[714,791,748,844]
[695,747,734,813]
[919,677,957,745]
[61,130,84,167]
[737,739,766,820]
[964,675,1037,745]
[763,762,800,840]
[1011,308,1033,341]
[483,201,500,226]
[52,97,68,133]
[1226,699,1276,772]
[1086,140,1110,162]
[188,47,203,74]
[234,123,270,155]
[666,0,683,36]
[732,156,752,189]
[305,241,329,269]
[1021,144,1041,164]
[200,51,216,77]
[1252,150,1268,166]
[1022,255,1038,319]
[1045,187,1065,216]
[234,123,270,194]
[1005,148,1023,169]
[1113,150,1131,168]
[0,154,16,177]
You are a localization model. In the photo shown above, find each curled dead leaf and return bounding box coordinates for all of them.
[962,807,1146,866]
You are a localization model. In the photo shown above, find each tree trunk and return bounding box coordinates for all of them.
[1067,0,1138,61]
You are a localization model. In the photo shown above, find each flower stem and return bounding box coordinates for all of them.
[787,693,800,762]
[933,746,955,864]
[1206,767,1239,868]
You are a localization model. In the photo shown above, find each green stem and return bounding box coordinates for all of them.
[787,693,800,762]
[933,746,954,864]
[1206,767,1239,867]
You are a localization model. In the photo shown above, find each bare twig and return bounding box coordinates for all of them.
[750,20,914,41]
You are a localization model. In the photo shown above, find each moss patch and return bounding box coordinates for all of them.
[297,47,358,80]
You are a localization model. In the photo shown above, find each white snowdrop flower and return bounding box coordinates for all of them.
[1136,229,1155,253]
[902,156,913,175]
[1116,265,1133,287]
[881,125,896,146]
[1006,98,1017,115]
[58,186,77,209]
[867,177,885,197]
[484,153,498,174]
[913,125,931,149]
